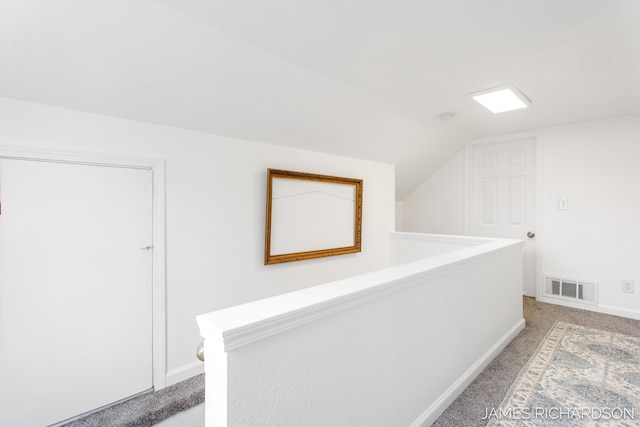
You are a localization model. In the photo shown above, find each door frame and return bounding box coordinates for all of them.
[0,145,168,390]
[463,134,543,298]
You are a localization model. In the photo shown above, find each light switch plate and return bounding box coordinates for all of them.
[558,197,568,210]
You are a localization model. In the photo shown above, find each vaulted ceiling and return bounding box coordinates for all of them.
[1,1,638,199]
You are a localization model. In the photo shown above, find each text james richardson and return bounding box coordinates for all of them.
[482,407,635,421]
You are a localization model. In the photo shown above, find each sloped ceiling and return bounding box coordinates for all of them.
[1,1,639,199]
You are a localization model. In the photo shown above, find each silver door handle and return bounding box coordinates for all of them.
[196,341,205,362]
[141,246,154,250]
[527,231,535,239]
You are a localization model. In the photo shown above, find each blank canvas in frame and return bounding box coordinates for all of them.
[264,169,363,265]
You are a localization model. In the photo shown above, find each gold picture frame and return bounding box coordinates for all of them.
[264,169,363,265]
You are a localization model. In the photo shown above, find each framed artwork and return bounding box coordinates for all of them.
[264,169,363,265]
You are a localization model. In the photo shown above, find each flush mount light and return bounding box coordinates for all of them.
[470,85,531,113]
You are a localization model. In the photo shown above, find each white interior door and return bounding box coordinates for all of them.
[0,158,153,427]
[471,139,537,296]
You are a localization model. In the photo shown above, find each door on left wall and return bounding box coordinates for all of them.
[0,158,153,427]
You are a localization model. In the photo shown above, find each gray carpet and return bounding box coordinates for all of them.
[62,374,204,427]
[432,297,640,427]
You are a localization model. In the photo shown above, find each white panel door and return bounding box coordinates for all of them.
[471,139,537,296]
[0,159,153,426]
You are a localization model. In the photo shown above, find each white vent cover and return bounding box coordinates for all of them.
[544,275,597,305]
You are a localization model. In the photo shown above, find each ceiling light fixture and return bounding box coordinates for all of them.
[470,85,531,114]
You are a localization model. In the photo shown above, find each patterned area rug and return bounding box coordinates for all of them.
[486,321,640,426]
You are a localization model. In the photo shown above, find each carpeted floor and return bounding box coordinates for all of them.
[432,297,640,427]
[62,373,204,427]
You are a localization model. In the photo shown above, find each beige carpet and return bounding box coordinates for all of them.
[432,297,640,427]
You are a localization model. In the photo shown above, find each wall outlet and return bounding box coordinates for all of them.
[622,280,635,294]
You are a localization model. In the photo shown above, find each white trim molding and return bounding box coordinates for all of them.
[538,296,640,321]
[166,361,204,387]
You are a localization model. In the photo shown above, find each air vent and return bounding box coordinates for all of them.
[544,275,597,305]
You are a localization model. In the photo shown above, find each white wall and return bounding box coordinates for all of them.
[395,201,404,231]
[402,115,640,319]
[198,233,524,427]
[402,148,465,234]
[539,116,640,318]
[0,97,395,384]
[389,232,484,266]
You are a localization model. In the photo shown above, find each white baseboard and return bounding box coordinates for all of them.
[537,296,640,321]
[596,304,640,320]
[410,318,526,427]
[165,361,204,388]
